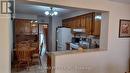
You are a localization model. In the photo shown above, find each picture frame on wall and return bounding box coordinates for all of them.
[119,19,130,38]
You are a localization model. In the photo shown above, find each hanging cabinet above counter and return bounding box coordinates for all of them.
[62,12,101,37]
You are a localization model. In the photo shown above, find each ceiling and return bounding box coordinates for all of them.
[109,0,130,4]
[16,0,119,16]
[15,2,89,16]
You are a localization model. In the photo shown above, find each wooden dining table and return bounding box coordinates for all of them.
[13,47,38,70]
[13,47,37,62]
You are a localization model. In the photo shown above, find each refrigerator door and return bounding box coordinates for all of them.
[57,28,72,51]
[57,29,63,51]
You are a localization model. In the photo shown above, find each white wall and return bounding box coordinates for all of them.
[0,14,12,73]
[0,0,130,73]
[28,0,130,73]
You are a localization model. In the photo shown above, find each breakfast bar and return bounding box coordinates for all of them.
[47,48,106,73]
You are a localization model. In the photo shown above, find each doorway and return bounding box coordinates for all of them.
[11,19,48,72]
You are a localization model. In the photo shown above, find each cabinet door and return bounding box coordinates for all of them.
[71,19,76,29]
[15,19,31,35]
[63,20,69,28]
[92,13,101,36]
[62,20,66,27]
[73,17,80,29]
[31,23,38,35]
[15,19,26,34]
[24,20,31,35]
[85,13,93,35]
[80,15,86,28]
[93,19,101,36]
[69,19,74,29]
[75,17,81,28]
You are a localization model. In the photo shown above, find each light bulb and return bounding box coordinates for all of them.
[35,20,38,23]
[50,13,54,16]
[45,11,49,15]
[54,11,58,15]
[95,16,101,20]
[31,20,33,23]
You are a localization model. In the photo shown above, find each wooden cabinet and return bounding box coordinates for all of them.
[80,15,86,28]
[75,16,81,28]
[15,19,32,35]
[24,21,31,35]
[85,13,94,35]
[31,23,38,35]
[62,12,101,36]
[15,19,39,35]
[92,19,101,36]
[92,13,101,36]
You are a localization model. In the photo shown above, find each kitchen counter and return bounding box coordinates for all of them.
[47,48,106,56]
[47,48,106,73]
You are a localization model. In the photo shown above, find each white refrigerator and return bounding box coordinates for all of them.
[56,28,72,51]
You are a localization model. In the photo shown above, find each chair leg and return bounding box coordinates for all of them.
[15,63,19,71]
[38,56,41,66]
[15,62,18,71]
[26,61,30,71]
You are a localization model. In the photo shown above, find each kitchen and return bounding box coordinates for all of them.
[12,2,102,72]
[56,12,101,51]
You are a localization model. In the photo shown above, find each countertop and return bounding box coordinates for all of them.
[47,48,106,56]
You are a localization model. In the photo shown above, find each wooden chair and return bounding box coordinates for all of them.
[15,49,32,71]
[16,44,27,48]
[31,43,41,65]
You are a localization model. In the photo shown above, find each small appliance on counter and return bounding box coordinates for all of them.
[86,35,100,48]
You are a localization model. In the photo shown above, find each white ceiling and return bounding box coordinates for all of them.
[109,0,130,4]
[15,0,130,17]
[15,3,89,16]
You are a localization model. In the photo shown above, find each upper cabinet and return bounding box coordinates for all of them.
[15,19,31,35]
[31,23,38,35]
[85,13,94,35]
[92,13,101,36]
[80,15,86,28]
[62,12,101,37]
[14,19,38,35]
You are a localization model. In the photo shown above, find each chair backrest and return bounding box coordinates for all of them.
[16,43,30,50]
[16,49,32,61]
[31,42,38,48]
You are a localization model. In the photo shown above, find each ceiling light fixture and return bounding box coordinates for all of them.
[31,20,38,23]
[44,7,58,16]
[95,15,102,20]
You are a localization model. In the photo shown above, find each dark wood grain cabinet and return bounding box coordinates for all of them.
[15,19,32,35]
[80,15,86,28]
[93,17,101,36]
[15,19,39,35]
[62,12,101,36]
[85,13,94,35]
